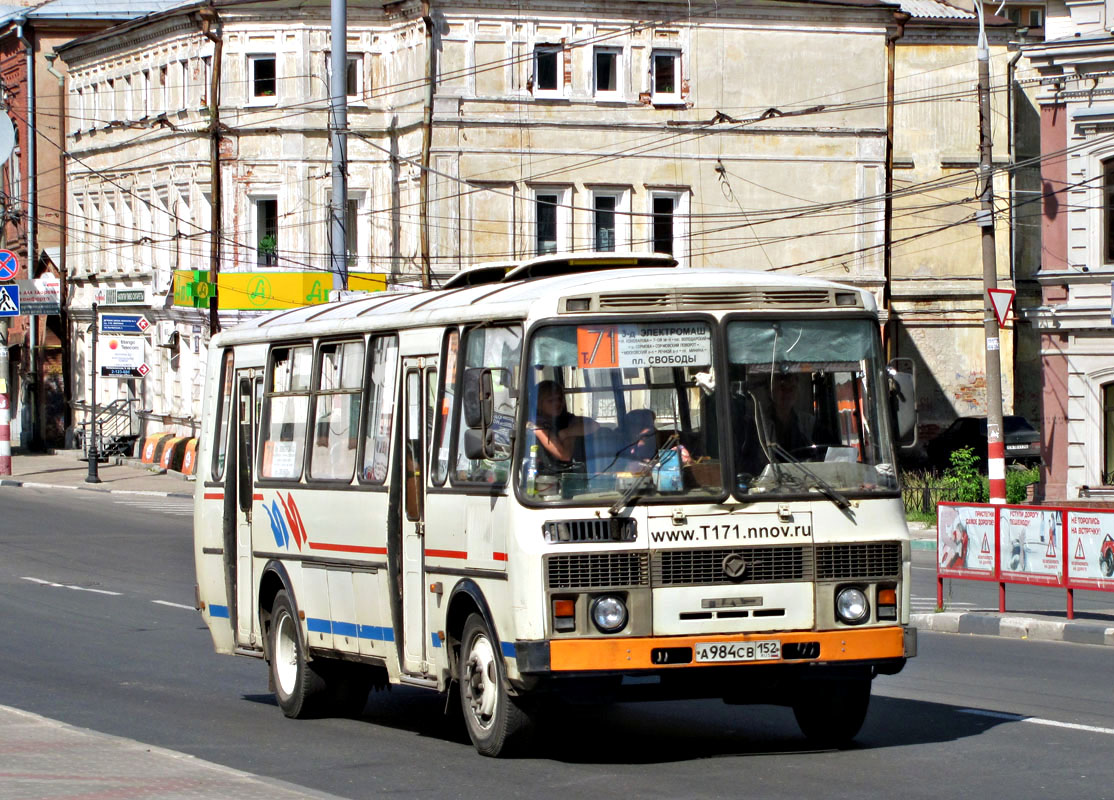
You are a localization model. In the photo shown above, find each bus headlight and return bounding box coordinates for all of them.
[590,595,628,633]
[835,587,870,625]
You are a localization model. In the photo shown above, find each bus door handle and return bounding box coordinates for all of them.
[416,521,425,537]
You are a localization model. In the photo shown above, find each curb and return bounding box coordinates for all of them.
[0,477,192,499]
[911,611,1114,647]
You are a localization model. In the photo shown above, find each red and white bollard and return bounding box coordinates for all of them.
[988,439,1006,504]
[0,391,10,476]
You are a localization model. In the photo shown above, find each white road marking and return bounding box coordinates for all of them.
[112,498,193,517]
[960,708,1114,736]
[21,576,122,596]
[152,600,195,610]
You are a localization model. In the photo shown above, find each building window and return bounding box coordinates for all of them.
[595,48,620,97]
[533,45,562,96]
[652,195,675,254]
[533,188,571,255]
[649,190,688,261]
[591,190,631,252]
[255,197,278,266]
[1105,383,1114,484]
[651,49,681,104]
[1029,8,1043,27]
[249,55,277,100]
[141,70,151,118]
[1105,160,1114,265]
[326,53,363,99]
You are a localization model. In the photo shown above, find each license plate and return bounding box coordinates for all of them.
[693,639,781,663]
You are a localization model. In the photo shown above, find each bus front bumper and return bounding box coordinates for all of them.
[516,625,915,675]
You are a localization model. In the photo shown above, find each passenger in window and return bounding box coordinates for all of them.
[530,380,599,472]
[620,408,692,473]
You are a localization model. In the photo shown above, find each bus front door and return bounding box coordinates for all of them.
[234,370,258,646]
[400,357,437,675]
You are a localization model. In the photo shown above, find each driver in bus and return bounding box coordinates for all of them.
[769,372,815,454]
[530,380,599,472]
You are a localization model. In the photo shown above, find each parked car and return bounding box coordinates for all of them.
[926,415,1041,470]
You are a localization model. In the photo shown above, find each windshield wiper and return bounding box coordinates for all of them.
[768,443,851,509]
[608,433,680,517]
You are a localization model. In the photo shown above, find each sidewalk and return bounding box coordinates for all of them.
[0,704,345,800]
[0,449,192,497]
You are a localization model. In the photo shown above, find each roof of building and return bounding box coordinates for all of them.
[899,0,975,19]
[0,0,187,24]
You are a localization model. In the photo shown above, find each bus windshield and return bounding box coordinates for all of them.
[726,318,898,499]
[521,321,723,503]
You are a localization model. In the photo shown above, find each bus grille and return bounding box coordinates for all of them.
[546,553,649,589]
[652,545,812,586]
[815,542,902,580]
[543,518,637,543]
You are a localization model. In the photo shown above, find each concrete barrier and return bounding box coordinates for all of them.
[140,433,174,464]
[180,439,198,476]
[160,437,189,472]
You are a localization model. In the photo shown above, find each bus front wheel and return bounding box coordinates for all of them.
[458,613,530,756]
[791,676,871,749]
[269,590,327,719]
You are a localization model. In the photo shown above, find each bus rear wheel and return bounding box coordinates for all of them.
[458,613,530,757]
[269,590,327,719]
[791,676,871,749]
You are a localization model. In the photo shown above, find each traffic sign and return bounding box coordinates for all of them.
[100,313,151,334]
[0,249,18,281]
[988,288,1015,328]
[16,276,60,315]
[0,284,18,316]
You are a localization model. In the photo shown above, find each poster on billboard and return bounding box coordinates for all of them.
[937,503,997,578]
[998,506,1062,586]
[1066,510,1114,590]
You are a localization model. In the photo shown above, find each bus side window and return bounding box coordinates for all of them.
[259,345,312,480]
[430,329,459,486]
[211,350,235,481]
[360,334,399,484]
[308,339,365,482]
[451,325,522,485]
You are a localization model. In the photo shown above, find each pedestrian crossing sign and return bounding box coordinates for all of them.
[0,283,18,316]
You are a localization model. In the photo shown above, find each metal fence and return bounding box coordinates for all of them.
[901,484,959,516]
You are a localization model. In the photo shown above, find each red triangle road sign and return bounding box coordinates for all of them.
[989,288,1015,328]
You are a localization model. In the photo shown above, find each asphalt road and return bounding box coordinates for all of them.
[1,486,1112,799]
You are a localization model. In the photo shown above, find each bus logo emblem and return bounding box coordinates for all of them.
[722,553,748,580]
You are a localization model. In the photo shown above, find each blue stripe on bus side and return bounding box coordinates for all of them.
[431,633,442,648]
[501,641,516,658]
[208,605,230,619]
[308,618,395,642]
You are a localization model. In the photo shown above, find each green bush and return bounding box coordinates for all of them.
[942,447,987,503]
[1006,465,1039,505]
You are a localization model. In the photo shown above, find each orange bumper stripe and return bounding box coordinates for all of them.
[549,626,906,672]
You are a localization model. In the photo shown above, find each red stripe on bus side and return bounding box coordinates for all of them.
[425,549,468,560]
[252,493,264,501]
[308,542,388,555]
[203,492,224,500]
[493,552,508,561]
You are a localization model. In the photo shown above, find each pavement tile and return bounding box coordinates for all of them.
[0,705,344,800]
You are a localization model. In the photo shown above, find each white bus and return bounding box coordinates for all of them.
[194,253,917,756]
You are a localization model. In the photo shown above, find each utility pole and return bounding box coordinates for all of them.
[200,5,223,333]
[329,0,349,292]
[976,6,1007,504]
[85,301,100,482]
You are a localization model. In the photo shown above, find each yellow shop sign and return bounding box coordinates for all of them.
[173,271,386,310]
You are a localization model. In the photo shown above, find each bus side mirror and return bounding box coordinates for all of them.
[888,358,917,448]
[463,368,494,429]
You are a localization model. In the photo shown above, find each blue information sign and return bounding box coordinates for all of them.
[100,313,151,334]
[0,283,18,316]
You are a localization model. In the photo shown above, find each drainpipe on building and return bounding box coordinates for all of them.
[199,5,223,334]
[1007,39,1024,285]
[420,5,436,290]
[44,51,70,440]
[18,19,39,449]
[884,12,908,360]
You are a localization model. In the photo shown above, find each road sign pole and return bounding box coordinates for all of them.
[0,317,9,476]
[86,302,100,483]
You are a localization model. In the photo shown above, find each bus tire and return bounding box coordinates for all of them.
[459,613,530,757]
[269,590,327,719]
[791,676,871,749]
